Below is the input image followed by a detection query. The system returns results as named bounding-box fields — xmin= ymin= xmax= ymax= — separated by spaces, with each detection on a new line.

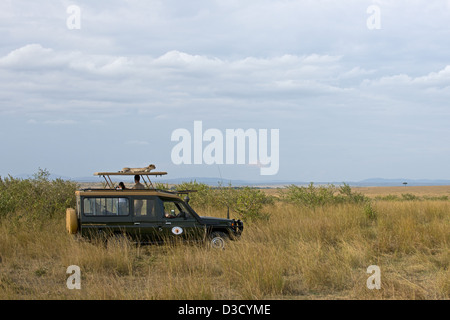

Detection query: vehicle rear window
xmin=83 ymin=198 xmax=129 ymax=216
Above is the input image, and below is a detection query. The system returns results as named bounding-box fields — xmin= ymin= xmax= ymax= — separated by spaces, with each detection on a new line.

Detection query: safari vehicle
xmin=65 ymin=168 xmax=243 ymax=249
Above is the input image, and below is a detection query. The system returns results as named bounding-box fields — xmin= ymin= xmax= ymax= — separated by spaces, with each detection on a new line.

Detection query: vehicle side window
xmin=161 ymin=199 xmax=193 ymax=219
xmin=83 ymin=198 xmax=129 ymax=216
xmin=134 ymin=199 xmax=159 ymax=220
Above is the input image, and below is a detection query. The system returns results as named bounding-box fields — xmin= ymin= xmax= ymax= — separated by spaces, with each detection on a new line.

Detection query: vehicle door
xmin=158 ymin=197 xmax=206 ymax=242
xmin=131 ymin=196 xmax=164 ymax=242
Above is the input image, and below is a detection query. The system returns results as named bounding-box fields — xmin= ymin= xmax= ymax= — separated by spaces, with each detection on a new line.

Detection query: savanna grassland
xmin=0 ymin=172 xmax=448 ymax=300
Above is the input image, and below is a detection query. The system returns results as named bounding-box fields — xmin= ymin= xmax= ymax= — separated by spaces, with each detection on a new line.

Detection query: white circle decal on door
xmin=172 ymin=226 xmax=183 ymax=235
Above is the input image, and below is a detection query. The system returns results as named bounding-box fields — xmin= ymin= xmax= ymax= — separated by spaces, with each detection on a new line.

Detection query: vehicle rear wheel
xmin=209 ymin=231 xmax=228 ymax=249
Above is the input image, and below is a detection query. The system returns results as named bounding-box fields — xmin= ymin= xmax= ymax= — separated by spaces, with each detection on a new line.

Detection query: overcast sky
xmin=1 ymin=0 xmax=450 ymax=183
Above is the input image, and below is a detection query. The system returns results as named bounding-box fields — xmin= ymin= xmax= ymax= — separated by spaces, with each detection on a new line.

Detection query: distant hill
xmin=351 ymin=178 xmax=450 ymax=187
xmin=6 ymin=173 xmax=450 ymax=187
xmin=74 ymin=176 xmax=450 ymax=187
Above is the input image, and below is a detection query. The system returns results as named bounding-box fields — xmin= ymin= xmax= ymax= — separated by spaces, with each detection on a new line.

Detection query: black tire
xmin=209 ymin=231 xmax=228 ymax=249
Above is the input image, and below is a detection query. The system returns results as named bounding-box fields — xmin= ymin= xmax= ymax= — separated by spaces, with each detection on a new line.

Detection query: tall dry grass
xmin=0 ymin=199 xmax=448 ymax=299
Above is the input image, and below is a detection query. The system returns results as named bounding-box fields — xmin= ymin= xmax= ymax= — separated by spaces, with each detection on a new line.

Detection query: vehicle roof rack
xmin=94 ymin=170 xmax=167 ymax=189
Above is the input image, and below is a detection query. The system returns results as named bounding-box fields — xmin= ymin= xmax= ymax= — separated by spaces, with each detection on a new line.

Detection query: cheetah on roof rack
xmin=120 ymin=164 xmax=156 ymax=173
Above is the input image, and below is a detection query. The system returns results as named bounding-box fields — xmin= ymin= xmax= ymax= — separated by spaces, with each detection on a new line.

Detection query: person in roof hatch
xmin=133 ymin=175 xmax=145 ymax=190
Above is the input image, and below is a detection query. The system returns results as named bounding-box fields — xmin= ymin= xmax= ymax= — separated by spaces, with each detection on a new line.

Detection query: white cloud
xmin=0 ymin=44 xmax=59 ymax=69
xmin=0 ymin=45 xmax=350 ymax=116
xmin=2 ymin=1 xmax=450 ymax=181
xmin=1 ymin=42 xmax=449 ymax=123
xmin=361 ymin=65 xmax=450 ymax=97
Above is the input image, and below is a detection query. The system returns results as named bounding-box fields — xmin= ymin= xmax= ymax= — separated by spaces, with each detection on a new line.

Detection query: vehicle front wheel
xmin=209 ymin=231 xmax=228 ymax=250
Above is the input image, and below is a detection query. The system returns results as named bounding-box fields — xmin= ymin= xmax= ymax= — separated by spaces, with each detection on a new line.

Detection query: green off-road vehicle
xmin=66 ymin=169 xmax=243 ymax=249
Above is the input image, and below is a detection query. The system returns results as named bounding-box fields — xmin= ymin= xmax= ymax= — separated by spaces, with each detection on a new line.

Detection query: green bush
xmin=174 ymin=180 xmax=221 ymax=209
xmin=422 ymin=195 xmax=449 ymax=201
xmin=363 ymin=202 xmax=377 ymax=220
xmin=374 ymin=194 xmax=449 ymax=202
xmin=219 ymin=186 xmax=273 ymax=221
xmin=165 ymin=181 xmax=274 ymax=221
xmin=280 ymin=183 xmax=368 ymax=208
xmin=0 ymin=168 xmax=78 ymax=219
xmin=279 ymin=183 xmax=376 ymax=220
xmin=401 ymin=193 xmax=420 ymax=201
xmin=375 ymin=194 xmax=400 ymax=201
xmin=336 ymin=183 xmax=367 ymax=204
xmin=280 ymin=183 xmax=335 ymax=207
